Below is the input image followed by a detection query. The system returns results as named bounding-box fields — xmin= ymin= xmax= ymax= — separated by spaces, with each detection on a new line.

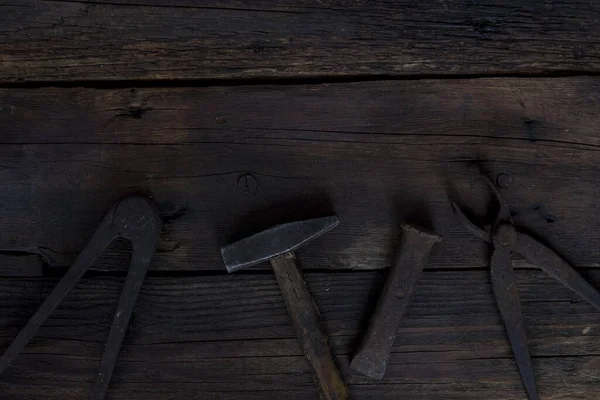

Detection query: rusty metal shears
xmin=452 ymin=176 xmax=600 ymax=400
xmin=0 ymin=197 xmax=161 ymax=400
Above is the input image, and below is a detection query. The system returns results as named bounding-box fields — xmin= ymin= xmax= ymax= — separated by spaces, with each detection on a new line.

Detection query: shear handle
xmin=490 ymin=246 xmax=540 ymax=400
xmin=514 ymin=232 xmax=600 ymax=312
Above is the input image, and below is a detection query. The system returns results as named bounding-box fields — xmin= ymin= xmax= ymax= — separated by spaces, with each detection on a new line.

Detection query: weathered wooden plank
xmin=1 ymin=1 xmax=600 ymax=82
xmin=0 ymin=254 xmax=42 ymax=276
xmin=3 ymin=78 xmax=600 ymax=145
xmin=0 ymin=271 xmax=598 ymax=399
xmin=2 ymin=357 xmax=598 ymax=400
xmin=1 ymin=78 xmax=599 ymax=273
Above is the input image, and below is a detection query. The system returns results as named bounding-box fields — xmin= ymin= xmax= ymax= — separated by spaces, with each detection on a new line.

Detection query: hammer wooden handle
xmin=270 ymin=252 xmax=349 ymax=400
xmin=350 ymin=225 xmax=441 ymax=379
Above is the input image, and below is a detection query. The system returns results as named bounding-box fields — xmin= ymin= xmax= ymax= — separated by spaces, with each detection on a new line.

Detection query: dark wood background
xmin=1 ymin=1 xmax=600 ymax=399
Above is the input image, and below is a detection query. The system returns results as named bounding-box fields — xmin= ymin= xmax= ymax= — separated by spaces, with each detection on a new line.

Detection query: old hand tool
xmin=0 ymin=197 xmax=161 ymax=400
xmin=350 ymin=224 xmax=441 ymax=379
xmin=452 ymin=176 xmax=600 ymax=400
xmin=221 ymin=216 xmax=349 ymax=400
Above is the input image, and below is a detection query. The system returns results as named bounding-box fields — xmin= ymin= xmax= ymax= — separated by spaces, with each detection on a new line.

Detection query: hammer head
xmin=221 ymin=216 xmax=339 ymax=273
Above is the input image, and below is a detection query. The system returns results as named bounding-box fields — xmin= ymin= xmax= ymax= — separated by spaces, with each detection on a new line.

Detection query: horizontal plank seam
xmin=0 ymin=136 xmax=598 ymax=152
xmin=5 ymin=70 xmax=600 ymax=89
xmin=39 ymin=0 xmax=312 ymax=13
xmin=3 ymin=265 xmax=599 ymax=279
xmin=5 ymin=351 xmax=599 ymax=362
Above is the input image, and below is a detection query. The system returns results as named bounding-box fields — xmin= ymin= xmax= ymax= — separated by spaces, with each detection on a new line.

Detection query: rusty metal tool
xmin=350 ymin=224 xmax=441 ymax=379
xmin=221 ymin=216 xmax=349 ymax=400
xmin=452 ymin=176 xmax=600 ymax=400
xmin=0 ymin=197 xmax=161 ymax=400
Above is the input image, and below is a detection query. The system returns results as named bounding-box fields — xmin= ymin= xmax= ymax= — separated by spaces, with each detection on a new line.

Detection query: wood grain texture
xmin=2 ymin=0 xmax=600 ymax=82
xmin=1 ymin=77 xmax=599 ymax=273
xmin=0 ymin=255 xmax=42 ymax=277
xmin=0 ymin=270 xmax=599 ymax=399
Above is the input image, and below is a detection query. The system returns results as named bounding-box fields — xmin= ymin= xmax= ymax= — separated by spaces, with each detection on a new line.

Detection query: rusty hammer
xmin=221 ymin=216 xmax=349 ymax=400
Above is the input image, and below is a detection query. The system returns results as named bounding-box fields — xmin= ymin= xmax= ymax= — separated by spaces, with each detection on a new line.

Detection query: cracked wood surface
xmin=0 ymin=270 xmax=599 ymax=399
xmin=1 ymin=77 xmax=600 ymax=273
xmin=1 ymin=0 xmax=600 ymax=82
